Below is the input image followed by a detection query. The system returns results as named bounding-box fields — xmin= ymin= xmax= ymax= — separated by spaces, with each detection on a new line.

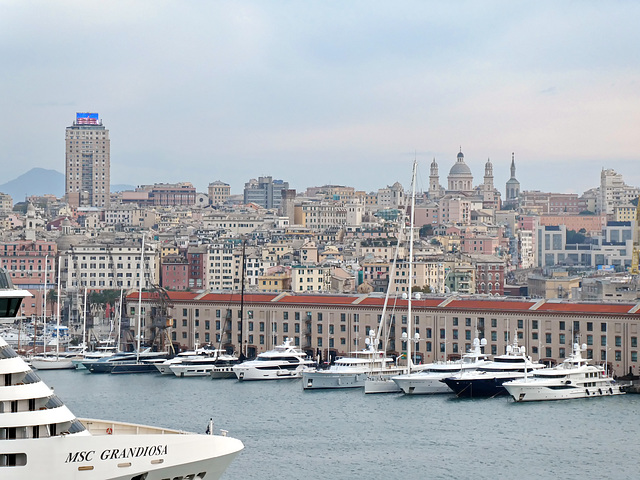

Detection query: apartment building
xmin=60 ymin=241 xmax=157 ymax=290
xmin=65 ymin=112 xmax=110 ymax=208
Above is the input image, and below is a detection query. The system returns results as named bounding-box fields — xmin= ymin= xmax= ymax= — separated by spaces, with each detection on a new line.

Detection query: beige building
xmin=0 ymin=192 xmax=12 ymax=215
xmin=614 ymin=204 xmax=637 ymax=223
xmin=528 ymin=272 xmax=582 ymax=300
xmin=61 ymin=240 xmax=158 ymax=290
xmin=291 ymin=265 xmax=331 ymax=292
xmin=208 ymin=181 xmax=231 ymax=206
xmin=65 ymin=112 xmax=110 ymax=208
xmin=132 ymin=292 xmax=640 ymax=376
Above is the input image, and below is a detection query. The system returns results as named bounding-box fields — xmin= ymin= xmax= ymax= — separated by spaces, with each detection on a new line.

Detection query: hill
xmin=0 ymin=169 xmax=136 ymax=203
xmin=0 ymin=168 xmax=65 ymax=202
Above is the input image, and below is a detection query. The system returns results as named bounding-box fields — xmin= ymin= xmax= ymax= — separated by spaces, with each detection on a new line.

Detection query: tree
xmin=419 ymin=225 xmax=433 ymax=237
xmin=566 ymin=229 xmax=586 ymax=244
xmin=412 ymin=285 xmax=432 ymax=294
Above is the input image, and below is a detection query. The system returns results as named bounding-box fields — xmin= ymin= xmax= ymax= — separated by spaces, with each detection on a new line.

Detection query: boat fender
xmin=585 ymin=389 xmax=589 ymax=396
xmin=106 ymin=427 xmax=113 ymax=435
xmin=609 ymin=388 xmax=613 ymax=395
xmin=598 ymin=388 xmax=602 ymax=395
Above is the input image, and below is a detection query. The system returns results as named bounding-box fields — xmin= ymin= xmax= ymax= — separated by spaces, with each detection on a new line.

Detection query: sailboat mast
xmin=239 ymin=239 xmax=246 ymax=358
xmin=82 ymin=288 xmax=87 ymax=356
xmin=42 ymin=254 xmax=48 ymax=354
xmin=117 ymin=288 xmax=123 ymax=352
xmin=407 ymin=159 xmax=417 ymax=370
xmin=136 ymin=234 xmax=145 ymax=362
xmin=56 ymin=258 xmax=61 ymax=359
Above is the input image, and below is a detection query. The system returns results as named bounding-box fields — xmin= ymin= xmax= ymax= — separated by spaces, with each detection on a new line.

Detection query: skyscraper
xmin=65 ymin=112 xmax=110 ymax=207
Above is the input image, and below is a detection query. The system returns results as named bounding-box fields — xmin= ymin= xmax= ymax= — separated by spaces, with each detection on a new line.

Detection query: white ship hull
xmin=392 ymin=372 xmax=455 ymax=395
xmin=170 ymin=364 xmax=215 ymax=377
xmin=30 ymin=357 xmax=76 ymax=370
xmin=302 ymin=371 xmax=369 ymax=389
xmin=233 ymin=365 xmax=304 ymax=381
xmin=504 ymin=381 xmax=625 ymax=402
xmin=2 ymin=419 xmax=243 ymax=480
xmin=363 ymin=374 xmax=402 ymax=394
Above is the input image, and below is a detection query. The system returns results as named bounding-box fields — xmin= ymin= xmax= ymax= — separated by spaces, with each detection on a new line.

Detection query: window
xmin=465 ymin=318 xmax=471 ymax=327
xmin=545 ymin=347 xmax=552 ymax=358
xmin=317 ymin=325 xmax=323 ymax=334
xmin=491 ymin=318 xmax=497 ymax=328
xmin=452 ymin=329 xmax=458 ymax=340
xmin=452 ymin=317 xmax=458 ymax=326
xmin=517 ymin=319 xmax=523 ymax=329
xmin=559 ymin=321 xmax=565 ymax=331
xmin=491 ymin=331 xmax=497 ymax=341
xmin=545 ymin=333 xmax=552 ymax=344
xmin=532 ymin=320 xmax=538 ymax=330
xmin=615 ymin=336 xmax=621 ymax=347
xmin=601 ymin=336 xmax=607 ymax=347
xmin=587 ymin=322 xmax=593 ymax=331
xmin=601 ymin=323 xmax=607 ymax=332
xmin=559 ymin=334 xmax=565 ymax=345
xmin=632 ymin=337 xmax=637 ymax=348
xmin=465 ymin=330 xmax=471 ymax=341
xmin=440 ymin=328 xmax=445 ymax=339
xmin=587 ymin=335 xmax=593 ymax=346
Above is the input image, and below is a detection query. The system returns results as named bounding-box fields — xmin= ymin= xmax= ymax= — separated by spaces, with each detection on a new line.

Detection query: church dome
xmin=449 ymin=160 xmax=472 ymax=176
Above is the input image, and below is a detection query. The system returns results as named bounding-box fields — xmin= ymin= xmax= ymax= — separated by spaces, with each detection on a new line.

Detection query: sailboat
xmin=31 ymin=258 xmax=75 ymax=370
xmin=364 ymin=159 xmax=423 ymax=394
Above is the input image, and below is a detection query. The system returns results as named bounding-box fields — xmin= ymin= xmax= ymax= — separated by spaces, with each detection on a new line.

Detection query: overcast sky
xmin=1 ymin=1 xmax=639 ymax=196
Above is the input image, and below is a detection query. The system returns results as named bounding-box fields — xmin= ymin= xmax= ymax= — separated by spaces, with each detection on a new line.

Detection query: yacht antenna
xmin=136 ymin=234 xmax=145 ymax=363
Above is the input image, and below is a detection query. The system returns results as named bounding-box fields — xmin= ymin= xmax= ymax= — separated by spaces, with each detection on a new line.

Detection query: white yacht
xmin=441 ymin=337 xmax=546 ymax=398
xmin=170 ymin=352 xmax=240 ymax=378
xmin=503 ymin=342 xmax=626 ymax=402
xmin=303 ymin=332 xmax=403 ymax=390
xmin=392 ymin=337 xmax=491 ymax=395
xmin=154 ymin=347 xmax=215 ymax=375
xmin=233 ymin=338 xmax=315 ymax=381
xmin=0 ymin=270 xmax=244 ymax=479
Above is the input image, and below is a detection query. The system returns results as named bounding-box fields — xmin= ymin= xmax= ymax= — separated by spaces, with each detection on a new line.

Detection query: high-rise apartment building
xmin=65 ymin=112 xmax=110 ymax=208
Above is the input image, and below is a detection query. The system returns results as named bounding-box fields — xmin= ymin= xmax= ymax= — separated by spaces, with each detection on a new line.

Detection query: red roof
xmin=199 ymin=293 xmax=278 ymax=303
xmin=276 ymin=295 xmax=358 ymax=305
xmin=535 ymin=303 xmax=635 ymax=315
xmin=358 ymin=298 xmax=443 ymax=308
xmin=445 ymin=300 xmax=535 ymax=311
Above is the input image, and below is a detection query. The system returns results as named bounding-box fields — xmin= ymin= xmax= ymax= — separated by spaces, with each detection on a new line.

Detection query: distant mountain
xmin=0 ymin=168 xmax=137 ymax=204
xmin=111 ymin=184 xmax=136 ymax=192
xmin=0 ymin=168 xmax=65 ymax=202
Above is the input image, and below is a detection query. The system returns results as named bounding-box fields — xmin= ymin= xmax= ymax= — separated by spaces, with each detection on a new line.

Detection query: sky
xmin=1 ymin=1 xmax=639 ymax=196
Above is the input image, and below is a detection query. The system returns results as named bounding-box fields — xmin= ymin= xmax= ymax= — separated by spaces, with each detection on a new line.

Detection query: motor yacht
xmin=392 ymin=337 xmax=491 ymax=395
xmin=0 ymin=269 xmax=243 ymax=479
xmin=232 ymin=338 xmax=315 ymax=380
xmin=303 ymin=332 xmax=403 ymax=390
xmin=442 ymin=337 xmax=545 ymax=398
xmin=170 ymin=351 xmax=240 ymax=378
xmin=503 ymin=342 xmax=626 ymax=402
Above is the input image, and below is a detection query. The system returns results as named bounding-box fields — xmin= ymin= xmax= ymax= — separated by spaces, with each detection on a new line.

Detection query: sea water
xmin=38 ymin=370 xmax=640 ymax=479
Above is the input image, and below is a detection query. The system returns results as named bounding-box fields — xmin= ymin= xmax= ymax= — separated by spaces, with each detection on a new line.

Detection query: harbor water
xmin=39 ymin=369 xmax=640 ymax=479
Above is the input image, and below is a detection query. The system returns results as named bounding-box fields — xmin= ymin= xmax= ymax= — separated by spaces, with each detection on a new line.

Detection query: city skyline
xmin=2 ymin=2 xmax=639 ymax=195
